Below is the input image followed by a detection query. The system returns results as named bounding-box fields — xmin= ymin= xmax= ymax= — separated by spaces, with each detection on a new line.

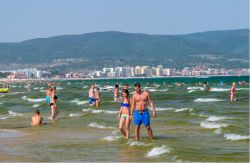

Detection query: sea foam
xmin=146 ymin=145 xmax=171 ymax=158
xmin=194 ymin=98 xmax=223 ymax=102
xmin=224 ymin=133 xmax=250 ymax=140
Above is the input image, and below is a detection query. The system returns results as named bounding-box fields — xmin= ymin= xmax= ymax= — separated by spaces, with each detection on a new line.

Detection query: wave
xmin=40 ymin=90 xmax=46 ymax=92
xmin=91 ymin=110 xmax=104 ymax=114
xmin=69 ymin=113 xmax=86 ymax=117
xmin=237 ymin=88 xmax=250 ymax=91
xmin=210 ymin=88 xmax=230 ymax=92
xmin=127 ymin=140 xmax=152 ymax=147
xmin=56 ymin=86 xmax=63 ymax=90
xmin=214 ymin=128 xmax=222 ymax=134
xmin=88 ymin=123 xmax=115 ymax=129
xmin=146 ymin=145 xmax=171 ymax=158
xmin=224 ymin=133 xmax=250 ymax=140
xmin=174 ymin=108 xmax=193 ymax=112
xmin=0 ymin=129 xmax=24 ymax=138
xmin=0 ymin=102 xmax=3 ymax=105
xmin=70 ymin=99 xmax=88 ymax=105
xmin=32 ymin=104 xmax=41 ymax=108
xmin=82 ymin=109 xmax=93 ymax=112
xmin=190 ymin=113 xmax=208 ymax=118
xmin=155 ymin=107 xmax=174 ymax=111
xmin=0 ymin=94 xmax=5 ymax=98
xmin=0 ymin=115 xmax=9 ymax=120
xmin=194 ymin=98 xmax=224 ymax=102
xmin=102 ymin=135 xmax=121 ymax=141
xmin=187 ymin=86 xmax=203 ymax=90
xmin=8 ymin=111 xmax=23 ymax=116
xmin=104 ymin=110 xmax=119 ymax=114
xmin=206 ymin=116 xmax=228 ymax=122
xmin=22 ymin=96 xmax=45 ymax=102
xmin=188 ymin=90 xmax=196 ymax=93
xmin=200 ymin=121 xmax=229 ymax=129
xmin=82 ymin=86 xmax=88 ymax=89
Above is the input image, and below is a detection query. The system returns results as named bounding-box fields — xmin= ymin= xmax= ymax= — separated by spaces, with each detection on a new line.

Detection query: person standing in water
xmin=124 ymin=84 xmax=129 ymax=91
xmin=230 ymin=82 xmax=237 ymax=101
xmin=88 ymin=84 xmax=96 ymax=106
xmin=31 ymin=110 xmax=43 ymax=126
xmin=45 ymin=87 xmax=52 ymax=105
xmin=130 ymin=83 xmax=156 ymax=140
xmin=95 ymin=87 xmax=101 ymax=108
xmin=117 ymin=89 xmax=131 ymax=139
xmin=114 ymin=84 xmax=120 ymax=102
xmin=203 ymin=82 xmax=210 ymax=91
xmin=50 ymin=89 xmax=58 ymax=120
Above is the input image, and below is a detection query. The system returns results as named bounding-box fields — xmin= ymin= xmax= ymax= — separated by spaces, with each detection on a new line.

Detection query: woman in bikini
xmin=117 ymin=89 xmax=131 ymax=139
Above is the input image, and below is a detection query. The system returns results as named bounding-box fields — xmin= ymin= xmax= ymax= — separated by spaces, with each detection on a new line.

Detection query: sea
xmin=0 ymin=76 xmax=249 ymax=162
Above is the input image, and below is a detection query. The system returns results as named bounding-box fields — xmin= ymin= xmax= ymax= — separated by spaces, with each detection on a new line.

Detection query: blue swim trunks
xmin=45 ymin=96 xmax=50 ymax=104
xmin=134 ymin=110 xmax=150 ymax=126
xmin=88 ymin=97 xmax=96 ymax=104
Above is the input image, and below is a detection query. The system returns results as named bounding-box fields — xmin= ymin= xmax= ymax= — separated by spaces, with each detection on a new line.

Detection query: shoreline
xmin=0 ymin=75 xmax=249 ymax=82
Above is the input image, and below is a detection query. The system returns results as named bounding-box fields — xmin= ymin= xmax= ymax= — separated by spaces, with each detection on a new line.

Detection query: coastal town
xmin=1 ymin=65 xmax=249 ymax=80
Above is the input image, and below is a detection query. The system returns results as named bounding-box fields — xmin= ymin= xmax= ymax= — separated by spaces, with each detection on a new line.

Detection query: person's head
xmin=232 ymin=82 xmax=236 ymax=86
xmin=90 ymin=84 xmax=95 ymax=89
xmin=122 ymin=89 xmax=129 ymax=98
xmin=115 ymin=84 xmax=119 ymax=88
xmin=204 ymin=82 xmax=207 ymax=84
xmin=96 ymin=87 xmax=99 ymax=91
xmin=134 ymin=83 xmax=141 ymax=93
xmin=35 ymin=110 xmax=40 ymax=115
xmin=125 ymin=84 xmax=129 ymax=89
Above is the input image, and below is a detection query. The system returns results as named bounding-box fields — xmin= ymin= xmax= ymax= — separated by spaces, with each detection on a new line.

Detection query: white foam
xmin=104 ymin=110 xmax=120 ymax=114
xmin=40 ymin=90 xmax=46 ymax=92
xmin=82 ymin=109 xmax=93 ymax=112
xmin=174 ymin=108 xmax=193 ymax=112
xmin=147 ymin=89 xmax=157 ymax=92
xmin=8 ymin=111 xmax=22 ymax=116
xmin=206 ymin=116 xmax=228 ymax=122
xmin=91 ymin=110 xmax=104 ymax=114
xmin=214 ymin=128 xmax=222 ymax=134
xmin=0 ymin=115 xmax=8 ymax=120
xmin=187 ymin=86 xmax=203 ymax=90
xmin=127 ymin=140 xmax=152 ymax=147
xmin=155 ymin=107 xmax=174 ymax=111
xmin=0 ymin=94 xmax=5 ymax=98
xmin=188 ymin=90 xmax=196 ymax=93
xmin=237 ymin=88 xmax=250 ymax=91
xmin=82 ymin=86 xmax=88 ymax=89
xmin=22 ymin=96 xmax=45 ymax=102
xmin=56 ymin=86 xmax=63 ymax=90
xmin=190 ymin=113 xmax=208 ymax=117
xmin=69 ymin=113 xmax=86 ymax=117
xmin=224 ymin=133 xmax=250 ymax=140
xmin=0 ymin=102 xmax=3 ymax=105
xmin=200 ymin=121 xmax=229 ymax=129
xmin=33 ymin=87 xmax=40 ymax=90
xmin=88 ymin=123 xmax=115 ymax=129
xmin=210 ymin=88 xmax=230 ymax=92
xmin=194 ymin=98 xmax=223 ymax=102
xmin=70 ymin=99 xmax=88 ymax=105
xmin=146 ymin=145 xmax=171 ymax=158
xmin=102 ymin=135 xmax=121 ymax=141
xmin=32 ymin=104 xmax=41 ymax=108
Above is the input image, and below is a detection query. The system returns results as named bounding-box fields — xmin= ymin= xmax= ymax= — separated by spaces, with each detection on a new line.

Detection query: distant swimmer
xmin=88 ymin=84 xmax=96 ymax=106
xmin=114 ymin=84 xmax=120 ymax=102
xmin=130 ymin=83 xmax=156 ymax=140
xmin=124 ymin=83 xmax=129 ymax=91
xmin=230 ymin=82 xmax=237 ymax=101
xmin=50 ymin=89 xmax=59 ymax=120
xmin=95 ymin=87 xmax=101 ymax=108
xmin=45 ymin=87 xmax=52 ymax=105
xmin=117 ymin=89 xmax=131 ymax=139
xmin=31 ymin=110 xmax=43 ymax=126
xmin=203 ymin=82 xmax=210 ymax=91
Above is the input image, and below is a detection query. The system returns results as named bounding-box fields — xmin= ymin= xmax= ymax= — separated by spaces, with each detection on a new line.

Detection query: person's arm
xmin=117 ymin=106 xmax=122 ymax=120
xmin=148 ymin=92 xmax=156 ymax=118
xmin=130 ymin=95 xmax=135 ymax=119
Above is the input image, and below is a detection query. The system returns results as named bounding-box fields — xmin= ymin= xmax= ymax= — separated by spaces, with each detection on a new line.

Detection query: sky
xmin=0 ymin=0 xmax=249 ymax=42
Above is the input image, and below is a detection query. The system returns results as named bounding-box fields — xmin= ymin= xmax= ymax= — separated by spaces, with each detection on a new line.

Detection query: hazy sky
xmin=0 ymin=0 xmax=249 ymax=42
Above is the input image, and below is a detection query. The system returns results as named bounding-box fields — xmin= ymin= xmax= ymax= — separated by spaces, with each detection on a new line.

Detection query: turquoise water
xmin=0 ymin=76 xmax=249 ymax=162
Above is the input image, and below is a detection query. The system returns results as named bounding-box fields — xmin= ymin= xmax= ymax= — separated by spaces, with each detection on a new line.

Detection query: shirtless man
xmin=130 ymin=83 xmax=156 ymax=140
xmin=114 ymin=84 xmax=120 ymax=102
xmin=31 ymin=110 xmax=43 ymax=126
xmin=88 ymin=84 xmax=96 ymax=106
xmin=95 ymin=87 xmax=101 ymax=108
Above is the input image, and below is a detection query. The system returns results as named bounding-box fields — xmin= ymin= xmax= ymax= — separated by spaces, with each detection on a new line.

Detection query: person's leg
xmin=146 ymin=125 xmax=153 ymax=140
xmin=135 ymin=125 xmax=140 ymax=140
xmin=51 ymin=105 xmax=55 ymax=119
xmin=125 ymin=115 xmax=131 ymax=139
xmin=143 ymin=110 xmax=153 ymax=139
xmin=119 ymin=116 xmax=126 ymax=136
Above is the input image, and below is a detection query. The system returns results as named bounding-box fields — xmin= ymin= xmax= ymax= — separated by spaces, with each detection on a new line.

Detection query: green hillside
xmin=0 ymin=29 xmax=248 ymax=70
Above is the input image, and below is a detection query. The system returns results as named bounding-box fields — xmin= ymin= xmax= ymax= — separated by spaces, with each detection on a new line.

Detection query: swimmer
xmin=114 ymin=84 xmax=120 ymax=102
xmin=50 ymin=89 xmax=59 ymax=120
xmin=31 ymin=110 xmax=43 ymax=126
xmin=88 ymin=84 xmax=96 ymax=106
xmin=230 ymin=82 xmax=237 ymax=101
xmin=95 ymin=87 xmax=101 ymax=108
xmin=117 ymin=89 xmax=131 ymax=139
xmin=45 ymin=87 xmax=52 ymax=105
xmin=130 ymin=83 xmax=156 ymax=140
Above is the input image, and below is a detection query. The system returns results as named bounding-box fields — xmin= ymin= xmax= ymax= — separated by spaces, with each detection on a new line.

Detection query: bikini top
xmin=121 ymin=102 xmax=130 ymax=108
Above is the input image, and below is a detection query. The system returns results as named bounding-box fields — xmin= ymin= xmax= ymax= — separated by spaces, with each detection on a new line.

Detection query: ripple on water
xmin=0 ymin=129 xmax=24 ymax=138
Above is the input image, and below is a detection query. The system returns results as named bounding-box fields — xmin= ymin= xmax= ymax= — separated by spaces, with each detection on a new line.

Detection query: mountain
xmin=0 ymin=29 xmax=248 ymax=71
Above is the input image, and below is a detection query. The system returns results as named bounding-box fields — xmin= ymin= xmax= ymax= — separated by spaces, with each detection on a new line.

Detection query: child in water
xmin=230 ymin=82 xmax=237 ymax=101
xmin=117 ymin=89 xmax=131 ymax=139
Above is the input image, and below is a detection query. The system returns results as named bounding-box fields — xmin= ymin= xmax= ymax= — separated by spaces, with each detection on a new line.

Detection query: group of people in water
xmin=30 ymin=80 xmax=241 ymax=140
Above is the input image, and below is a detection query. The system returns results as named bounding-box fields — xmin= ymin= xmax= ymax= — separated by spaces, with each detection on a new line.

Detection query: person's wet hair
xmin=122 ymin=89 xmax=129 ymax=96
xmin=35 ymin=110 xmax=40 ymax=115
xmin=115 ymin=84 xmax=119 ymax=88
xmin=134 ymin=83 xmax=141 ymax=88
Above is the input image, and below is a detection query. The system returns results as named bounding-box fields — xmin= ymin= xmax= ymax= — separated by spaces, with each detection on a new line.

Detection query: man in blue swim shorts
xmin=130 ymin=83 xmax=156 ymax=140
xmin=88 ymin=84 xmax=96 ymax=106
